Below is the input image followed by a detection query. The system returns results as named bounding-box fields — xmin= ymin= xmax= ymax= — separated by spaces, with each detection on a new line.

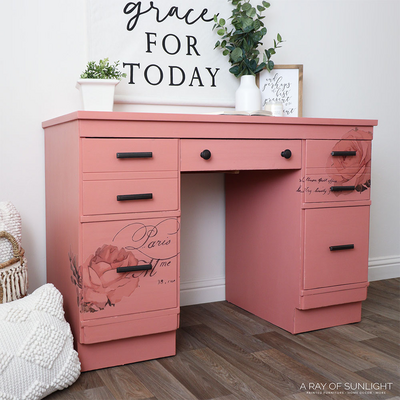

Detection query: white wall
xmin=0 ymin=1 xmax=87 ymax=291
xmin=1 ymin=0 xmax=398 ymax=303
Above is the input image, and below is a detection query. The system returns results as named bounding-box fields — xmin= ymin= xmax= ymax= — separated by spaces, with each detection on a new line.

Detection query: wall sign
xmin=86 ymin=0 xmax=238 ymax=107
xmin=257 ymin=65 xmax=303 ymax=117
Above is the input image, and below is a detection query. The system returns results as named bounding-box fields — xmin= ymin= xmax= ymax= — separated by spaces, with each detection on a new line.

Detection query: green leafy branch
xmin=80 ymin=58 xmax=127 ymax=80
xmin=213 ymin=0 xmax=283 ymax=77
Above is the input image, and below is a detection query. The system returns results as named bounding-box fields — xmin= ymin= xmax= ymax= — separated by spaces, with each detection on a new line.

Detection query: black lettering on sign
xmin=145 ymin=32 xmax=157 ymax=52
xmin=206 ymin=67 xmax=220 ymax=87
xmin=123 ymin=62 xmax=140 ymax=84
xmin=189 ymin=67 xmax=204 ymax=87
xmin=124 ymin=2 xmax=214 ymax=31
xmin=162 ymin=34 xmax=181 ymax=55
xmin=123 ymin=62 xmax=220 ymax=87
xmin=121 ymin=2 xmax=220 ymax=89
xmin=144 ymin=64 xmax=163 ymax=85
xmin=145 ymin=32 xmax=201 ymax=56
xmin=169 ymin=66 xmax=185 ymax=86
xmin=187 ymin=36 xmax=200 ymax=56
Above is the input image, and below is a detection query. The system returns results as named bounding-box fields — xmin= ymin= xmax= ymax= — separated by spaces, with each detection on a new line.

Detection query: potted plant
xmin=76 ymin=58 xmax=126 ymax=111
xmin=213 ymin=0 xmax=283 ymax=111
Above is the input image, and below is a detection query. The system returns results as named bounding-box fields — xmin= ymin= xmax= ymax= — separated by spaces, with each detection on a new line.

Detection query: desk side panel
xmin=45 ymin=121 xmax=81 ymax=343
xmin=225 ymin=169 xmax=303 ymax=333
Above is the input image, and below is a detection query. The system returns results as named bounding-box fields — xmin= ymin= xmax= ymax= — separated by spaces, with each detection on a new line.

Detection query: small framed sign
xmin=257 ymin=65 xmax=303 ymax=117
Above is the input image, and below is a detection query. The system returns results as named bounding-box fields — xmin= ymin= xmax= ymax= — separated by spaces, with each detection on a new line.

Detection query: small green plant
xmin=80 ymin=58 xmax=127 ymax=80
xmin=213 ymin=0 xmax=283 ymax=77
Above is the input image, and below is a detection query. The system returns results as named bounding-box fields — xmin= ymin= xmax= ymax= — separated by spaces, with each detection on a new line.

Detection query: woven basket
xmin=0 ymin=231 xmax=28 ymax=303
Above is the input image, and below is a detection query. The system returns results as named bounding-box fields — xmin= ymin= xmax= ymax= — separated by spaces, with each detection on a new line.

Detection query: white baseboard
xmin=368 ymin=256 xmax=400 ymax=281
xmin=180 ymin=257 xmax=400 ymax=306
xmin=180 ymin=277 xmax=225 ymax=306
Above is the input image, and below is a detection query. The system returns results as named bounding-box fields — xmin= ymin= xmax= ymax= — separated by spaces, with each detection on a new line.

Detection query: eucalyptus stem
xmin=213 ymin=0 xmax=283 ymax=77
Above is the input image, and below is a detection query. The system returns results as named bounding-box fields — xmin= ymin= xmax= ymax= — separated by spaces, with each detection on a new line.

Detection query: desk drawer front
xmin=80 ymin=312 xmax=179 ymax=344
xmin=83 ymin=178 xmax=179 ymax=215
xmin=299 ymin=283 xmax=368 ymax=310
xmin=82 ymin=138 xmax=178 ymax=173
xmin=79 ymin=217 xmax=180 ymax=321
xmin=305 ymin=139 xmax=371 ymax=202
xmin=303 ymin=172 xmax=371 ymax=202
xmin=181 ymin=139 xmax=301 ymax=171
xmin=303 ymin=206 xmax=370 ymax=290
xmin=306 ymin=139 xmax=371 ymax=169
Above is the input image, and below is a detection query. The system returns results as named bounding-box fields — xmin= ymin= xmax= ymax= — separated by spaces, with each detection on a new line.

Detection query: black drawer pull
xmin=331 ymin=151 xmax=356 ymax=157
xmin=117 ymin=193 xmax=153 ymax=201
xmin=281 ymin=149 xmax=292 ymax=159
xmin=330 ymin=186 xmax=356 ymax=192
xmin=117 ymin=264 xmax=152 ymax=273
xmin=200 ymin=149 xmax=212 ymax=160
xmin=116 ymin=152 xmax=153 ymax=159
xmin=330 ymin=244 xmax=354 ymax=251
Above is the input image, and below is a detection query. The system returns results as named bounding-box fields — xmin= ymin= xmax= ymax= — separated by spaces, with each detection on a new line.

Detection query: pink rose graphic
xmin=79 ymin=245 xmax=140 ymax=312
xmin=327 ymin=129 xmax=371 ymax=194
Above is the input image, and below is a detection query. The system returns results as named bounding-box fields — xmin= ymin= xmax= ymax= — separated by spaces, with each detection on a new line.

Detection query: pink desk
xmin=43 ymin=112 xmax=376 ymax=371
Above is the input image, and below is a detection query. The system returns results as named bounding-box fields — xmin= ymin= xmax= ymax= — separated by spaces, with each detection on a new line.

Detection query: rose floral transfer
xmin=69 ymin=218 xmax=180 ymax=313
xmin=70 ymin=245 xmax=140 ymax=313
xmin=327 ymin=128 xmax=371 ymax=195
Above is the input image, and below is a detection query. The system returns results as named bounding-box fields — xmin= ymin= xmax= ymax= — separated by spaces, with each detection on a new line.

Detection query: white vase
xmin=76 ymin=79 xmax=120 ymax=111
xmin=235 ymin=75 xmax=261 ymax=112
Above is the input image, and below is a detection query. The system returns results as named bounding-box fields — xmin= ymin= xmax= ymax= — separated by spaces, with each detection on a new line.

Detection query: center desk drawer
xmin=82 ymin=138 xmax=178 ymax=173
xmin=181 ymin=140 xmax=301 ymax=171
xmin=83 ymin=178 xmax=179 ymax=215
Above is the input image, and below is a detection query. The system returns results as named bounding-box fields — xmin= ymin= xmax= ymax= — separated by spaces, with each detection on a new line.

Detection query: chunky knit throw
xmin=0 ymin=284 xmax=81 ymax=399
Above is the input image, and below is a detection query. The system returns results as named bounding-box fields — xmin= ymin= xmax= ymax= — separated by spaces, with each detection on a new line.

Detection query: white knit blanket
xmin=0 ymin=284 xmax=81 ymax=399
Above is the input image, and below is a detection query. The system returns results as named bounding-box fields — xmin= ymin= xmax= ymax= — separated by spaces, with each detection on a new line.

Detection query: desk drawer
xmin=306 ymin=139 xmax=371 ymax=169
xmin=82 ymin=138 xmax=178 ymax=173
xmin=303 ymin=206 xmax=370 ymax=290
xmin=78 ymin=217 xmax=180 ymax=322
xmin=181 ymin=139 xmax=301 ymax=171
xmin=80 ymin=311 xmax=179 ymax=344
xmin=305 ymin=139 xmax=371 ymax=202
xmin=83 ymin=178 xmax=178 ymax=215
xmin=303 ymin=173 xmax=371 ymax=202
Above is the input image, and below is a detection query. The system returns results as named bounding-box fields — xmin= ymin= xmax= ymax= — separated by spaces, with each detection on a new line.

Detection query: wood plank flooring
xmin=47 ymin=279 xmax=399 ymax=400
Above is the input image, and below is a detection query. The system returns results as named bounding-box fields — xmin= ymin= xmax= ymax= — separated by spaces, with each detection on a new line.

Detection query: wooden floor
xmin=48 ymin=279 xmax=399 ymax=400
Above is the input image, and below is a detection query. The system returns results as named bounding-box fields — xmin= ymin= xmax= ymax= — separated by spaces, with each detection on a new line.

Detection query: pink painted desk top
xmin=43 ymin=112 xmax=377 ymax=140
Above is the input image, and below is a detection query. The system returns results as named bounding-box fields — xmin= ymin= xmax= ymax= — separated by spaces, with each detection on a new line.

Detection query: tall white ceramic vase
xmin=235 ymin=75 xmax=261 ymax=112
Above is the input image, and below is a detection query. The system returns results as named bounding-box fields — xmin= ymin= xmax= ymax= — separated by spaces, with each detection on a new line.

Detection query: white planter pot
xmin=76 ymin=79 xmax=120 ymax=111
xmin=235 ymin=75 xmax=261 ymax=112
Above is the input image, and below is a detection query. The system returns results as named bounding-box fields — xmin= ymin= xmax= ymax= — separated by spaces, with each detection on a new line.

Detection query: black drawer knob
xmin=281 ymin=149 xmax=292 ymax=159
xmin=200 ymin=149 xmax=212 ymax=160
